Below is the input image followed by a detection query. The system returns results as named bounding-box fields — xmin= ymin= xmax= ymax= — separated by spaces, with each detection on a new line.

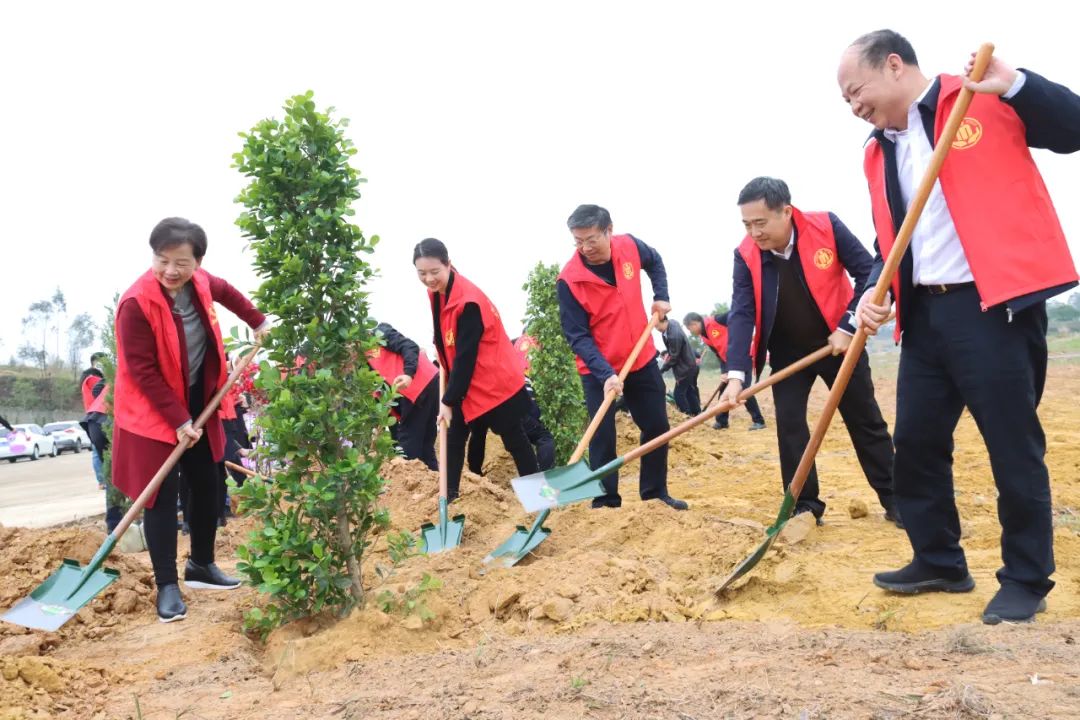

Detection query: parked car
xmin=0 ymin=424 xmax=58 ymax=462
xmin=44 ymin=421 xmax=91 ymax=454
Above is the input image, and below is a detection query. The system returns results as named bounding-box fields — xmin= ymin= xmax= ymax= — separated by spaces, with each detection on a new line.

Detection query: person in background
xmin=658 ymin=317 xmax=701 ymax=416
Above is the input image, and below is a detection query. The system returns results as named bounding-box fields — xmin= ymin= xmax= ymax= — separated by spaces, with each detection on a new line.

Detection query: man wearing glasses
xmin=556 ymin=204 xmax=688 ymax=511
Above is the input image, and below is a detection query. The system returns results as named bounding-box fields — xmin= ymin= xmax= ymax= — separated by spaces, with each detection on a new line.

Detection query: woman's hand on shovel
xmin=176 ymin=423 xmax=203 ymax=447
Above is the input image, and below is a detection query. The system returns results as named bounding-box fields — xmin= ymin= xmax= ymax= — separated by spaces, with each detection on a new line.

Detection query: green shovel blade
xmin=482 ymin=510 xmax=551 ymax=569
xmin=510 ymin=458 xmax=619 ymax=513
xmin=2 ymin=558 xmax=120 ymax=632
xmin=714 ymin=491 xmax=797 ymax=595
xmin=420 ymin=497 xmax=465 ymax=554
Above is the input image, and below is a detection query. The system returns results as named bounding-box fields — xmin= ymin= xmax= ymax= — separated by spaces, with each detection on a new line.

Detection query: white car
xmin=0 ymin=424 xmax=58 ymax=462
xmin=44 ymin=421 xmax=92 ymax=454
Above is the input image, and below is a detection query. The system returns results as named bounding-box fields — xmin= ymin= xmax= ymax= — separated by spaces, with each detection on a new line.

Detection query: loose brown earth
xmin=2 ymin=357 xmax=1079 ymax=719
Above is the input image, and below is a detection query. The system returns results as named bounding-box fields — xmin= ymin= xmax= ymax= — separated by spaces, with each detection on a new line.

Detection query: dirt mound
xmin=0 ymin=653 xmax=121 ymax=719
xmin=267 ymin=374 xmax=1080 ymax=675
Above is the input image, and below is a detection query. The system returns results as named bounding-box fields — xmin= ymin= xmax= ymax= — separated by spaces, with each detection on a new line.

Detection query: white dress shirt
xmin=883 ymin=73 xmax=1027 ymax=286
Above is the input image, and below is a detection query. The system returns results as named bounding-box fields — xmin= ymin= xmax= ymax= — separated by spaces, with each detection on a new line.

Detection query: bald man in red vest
xmin=720 ymin=177 xmax=897 ymax=528
xmin=557 ymin=204 xmax=687 ymax=511
xmin=840 ymin=30 xmax=1080 ymax=624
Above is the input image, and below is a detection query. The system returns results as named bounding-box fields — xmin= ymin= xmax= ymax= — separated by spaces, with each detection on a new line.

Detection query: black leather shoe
xmin=748 ymin=421 xmax=766 ymax=431
xmin=184 ymin=559 xmax=242 ymax=590
xmin=590 ymin=497 xmax=622 ymax=509
xmin=712 ymin=420 xmax=729 ymax=430
xmin=655 ymin=495 xmax=689 ymax=511
xmin=982 ymin=584 xmax=1048 ymax=625
xmin=873 ymin=561 xmax=975 ymax=594
xmin=156 ymin=583 xmax=187 ymax=623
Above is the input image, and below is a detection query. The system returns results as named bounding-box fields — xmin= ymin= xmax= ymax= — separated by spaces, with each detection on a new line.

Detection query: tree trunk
xmin=335 ymin=503 xmax=364 ymax=607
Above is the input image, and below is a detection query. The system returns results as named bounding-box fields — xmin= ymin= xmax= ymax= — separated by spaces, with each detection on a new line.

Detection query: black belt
xmin=915 ymin=281 xmax=975 ymax=295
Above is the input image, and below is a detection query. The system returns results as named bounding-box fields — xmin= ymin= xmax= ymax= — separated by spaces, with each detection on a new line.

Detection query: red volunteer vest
xmin=219 ymin=384 xmax=240 ymax=421
xmin=114 ymin=269 xmax=227 ymax=444
xmin=737 ymin=209 xmax=854 ymax=361
xmin=87 ymin=383 xmax=108 ymax=414
xmin=865 ymin=74 xmax=1078 ymax=341
xmin=701 ymin=316 xmax=728 ymax=363
xmin=431 ymin=272 xmax=525 ymax=423
xmin=557 ymin=234 xmax=657 ymax=375
xmin=81 ymin=375 xmax=101 ymax=412
xmin=367 ymin=344 xmax=438 ymax=403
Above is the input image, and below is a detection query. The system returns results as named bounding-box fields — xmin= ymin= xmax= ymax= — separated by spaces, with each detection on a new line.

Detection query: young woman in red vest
xmin=368 ymin=321 xmax=439 ymax=471
xmin=720 ymin=178 xmax=897 ymax=527
xmin=413 ymin=238 xmax=538 ymax=501
xmin=556 ymin=204 xmax=687 ymax=511
xmin=682 ymin=311 xmax=766 ymax=430
xmin=840 ymin=30 xmax=1080 ymax=624
xmin=112 ymin=218 xmax=268 ymax=623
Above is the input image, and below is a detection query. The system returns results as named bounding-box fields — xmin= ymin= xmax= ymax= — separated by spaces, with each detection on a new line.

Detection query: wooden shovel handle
xmin=111 ymin=337 xmax=265 ymax=540
xmin=569 ymin=312 xmax=661 ymax=464
xmin=438 ymin=364 xmax=449 ymax=499
xmin=224 ymin=460 xmax=257 ymax=478
xmin=786 ymin=43 xmax=994 ymax=503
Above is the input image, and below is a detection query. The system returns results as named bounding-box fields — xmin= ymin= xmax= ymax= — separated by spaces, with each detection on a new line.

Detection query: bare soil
xmin=2 ymin=359 xmax=1079 ymax=719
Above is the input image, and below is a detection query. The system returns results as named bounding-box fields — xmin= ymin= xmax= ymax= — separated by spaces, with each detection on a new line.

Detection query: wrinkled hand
xmin=719 ymin=378 xmax=743 ymax=408
xmin=855 ymin=290 xmax=892 ymax=336
xmin=827 ymin=330 xmax=853 ymax=356
xmin=964 ymin=52 xmax=1017 ymax=95
xmin=438 ymin=403 xmax=453 ymax=428
xmin=392 ymin=374 xmax=413 ymax=391
xmin=651 ymin=300 xmax=672 ymax=320
xmin=603 ymin=374 xmax=624 ymax=397
xmin=176 ymin=424 xmax=203 ymax=447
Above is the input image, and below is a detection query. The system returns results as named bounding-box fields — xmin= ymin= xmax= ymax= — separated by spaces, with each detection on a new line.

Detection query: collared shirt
xmin=883 ymin=72 xmax=1027 ymax=286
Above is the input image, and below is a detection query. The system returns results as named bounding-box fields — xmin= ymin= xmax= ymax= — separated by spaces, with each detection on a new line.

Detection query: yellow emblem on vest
xmin=207 ymin=304 xmax=219 ymax=327
xmin=445 ymin=329 xmax=455 ymax=347
xmin=952 ymin=117 xmax=983 ymax=150
xmin=622 ymin=262 xmax=634 ymax=280
xmin=709 ymin=328 xmax=721 ymax=338
xmin=813 ymin=248 xmax=835 ymax=270
xmin=370 ymin=346 xmax=381 ymax=358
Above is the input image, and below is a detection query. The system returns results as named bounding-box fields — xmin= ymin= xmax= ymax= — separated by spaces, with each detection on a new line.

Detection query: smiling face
xmin=151 ymin=243 xmax=201 ymax=294
xmin=571 ymin=225 xmax=613 ymax=265
xmin=837 ymin=46 xmax=911 ymax=131
xmin=414 ymin=255 xmax=451 ymax=294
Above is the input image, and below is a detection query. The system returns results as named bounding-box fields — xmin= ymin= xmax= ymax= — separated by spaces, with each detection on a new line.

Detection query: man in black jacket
xmin=658 ymin=317 xmax=701 ymax=416
xmin=840 ymin=30 xmax=1080 ymax=623
xmin=721 ymin=177 xmax=897 ymax=526
xmin=683 ymin=311 xmax=766 ymax=430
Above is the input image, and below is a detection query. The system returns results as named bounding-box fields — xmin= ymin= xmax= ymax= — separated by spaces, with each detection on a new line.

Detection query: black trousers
xmin=397 ymin=376 xmax=439 ymax=471
xmin=581 ymin=361 xmax=669 ymax=505
xmin=715 ymin=381 xmax=765 ymax=426
xmin=467 ymin=395 xmax=556 ymax=474
xmin=143 ymin=377 xmax=222 ymax=587
xmin=446 ymin=388 xmax=538 ymax=499
xmin=770 ymin=348 xmax=894 ymax=517
xmin=673 ymin=367 xmax=702 ymax=416
xmin=895 ymin=286 xmax=1053 ymax=595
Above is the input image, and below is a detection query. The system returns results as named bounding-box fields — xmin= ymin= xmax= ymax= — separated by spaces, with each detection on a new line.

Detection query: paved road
xmin=0 ymin=451 xmax=105 ymax=528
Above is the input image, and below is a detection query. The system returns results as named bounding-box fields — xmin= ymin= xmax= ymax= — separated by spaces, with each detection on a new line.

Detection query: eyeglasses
xmin=574 ymin=233 xmax=606 ymax=249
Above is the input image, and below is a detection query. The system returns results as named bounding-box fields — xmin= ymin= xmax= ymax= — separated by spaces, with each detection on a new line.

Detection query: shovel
xmin=514 ymin=345 xmax=832 ymax=513
xmin=420 ymin=367 xmax=464 ymax=553
xmin=484 ymin=312 xmax=661 ymax=567
xmin=1 ymin=339 xmax=264 ymax=631
xmin=715 ymin=43 xmax=995 ymax=596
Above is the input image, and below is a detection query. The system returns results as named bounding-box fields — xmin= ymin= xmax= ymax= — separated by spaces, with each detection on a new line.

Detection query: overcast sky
xmin=2 ymin=1 xmax=1078 ymax=364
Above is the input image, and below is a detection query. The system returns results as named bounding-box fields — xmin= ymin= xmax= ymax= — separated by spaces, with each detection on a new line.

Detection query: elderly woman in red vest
xmin=113 ymin=218 xmax=267 ymax=623
xmin=413 ymin=238 xmax=538 ymax=501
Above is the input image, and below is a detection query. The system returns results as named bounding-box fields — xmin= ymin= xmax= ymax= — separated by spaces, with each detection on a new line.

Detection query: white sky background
xmin=1 ymin=1 xmax=1078 ymax=363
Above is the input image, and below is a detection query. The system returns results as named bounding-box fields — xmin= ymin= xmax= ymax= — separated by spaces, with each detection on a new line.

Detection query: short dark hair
xmin=737 ymin=177 xmax=792 ymax=211
xmin=149 ymin=217 xmax=208 ymax=259
xmin=851 ymin=29 xmax=918 ymax=69
xmin=567 ymin=204 xmax=612 ymax=231
xmin=80 ymin=367 xmax=104 ymax=383
xmin=90 ymin=352 xmax=107 ymax=365
xmin=413 ymin=237 xmax=450 ymax=265
xmin=683 ymin=312 xmax=704 ymax=327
